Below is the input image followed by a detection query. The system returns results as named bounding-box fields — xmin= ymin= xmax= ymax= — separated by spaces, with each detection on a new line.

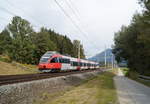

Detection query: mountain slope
xmin=88 ymin=49 xmax=114 ymax=63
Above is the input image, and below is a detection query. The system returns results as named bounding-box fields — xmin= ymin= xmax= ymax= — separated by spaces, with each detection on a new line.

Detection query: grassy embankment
xmin=35 ymin=69 xmax=118 ymax=104
xmin=121 ymin=68 xmax=150 ymax=87
xmin=0 ymin=55 xmax=38 ymax=75
xmin=0 ymin=61 xmax=39 ymax=75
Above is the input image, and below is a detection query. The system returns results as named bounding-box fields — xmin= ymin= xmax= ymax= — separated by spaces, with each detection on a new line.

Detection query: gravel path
xmin=114 ymin=68 xmax=150 ymax=104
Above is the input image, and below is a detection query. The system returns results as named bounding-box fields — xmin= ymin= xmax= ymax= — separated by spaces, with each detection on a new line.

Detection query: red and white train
xmin=38 ymin=51 xmax=99 ymax=72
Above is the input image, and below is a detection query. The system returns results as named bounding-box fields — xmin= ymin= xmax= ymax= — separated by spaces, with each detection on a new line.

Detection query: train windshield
xmin=40 ymin=58 xmax=49 ymax=63
xmin=39 ymin=51 xmax=57 ymax=63
xmin=42 ymin=53 xmax=53 ymax=57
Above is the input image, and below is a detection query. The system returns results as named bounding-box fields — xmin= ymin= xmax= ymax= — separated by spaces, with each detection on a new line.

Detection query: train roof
xmin=44 ymin=51 xmax=98 ymax=64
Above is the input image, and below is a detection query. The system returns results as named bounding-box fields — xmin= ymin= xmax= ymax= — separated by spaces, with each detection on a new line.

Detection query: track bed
xmin=0 ymin=69 xmax=104 ymax=86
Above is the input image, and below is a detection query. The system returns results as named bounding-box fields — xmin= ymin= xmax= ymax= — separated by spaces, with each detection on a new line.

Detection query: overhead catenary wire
xmin=67 ymin=0 xmax=81 ymax=18
xmin=54 ymin=0 xmax=103 ymax=58
xmin=55 ymin=0 xmax=97 ymax=45
xmin=54 ymin=0 xmax=98 ymax=55
xmin=63 ymin=0 xmax=101 ymax=51
xmin=64 ymin=0 xmax=81 ymax=23
xmin=54 ymin=0 xmax=89 ymax=38
xmin=0 ymin=5 xmax=42 ymax=29
xmin=64 ymin=0 xmax=93 ymax=40
xmin=0 ymin=6 xmax=17 ymax=16
xmin=3 ymin=0 xmax=47 ymax=28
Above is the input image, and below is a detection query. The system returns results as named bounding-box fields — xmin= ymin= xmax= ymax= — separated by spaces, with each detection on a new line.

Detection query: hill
xmin=88 ymin=49 xmax=114 ymax=63
xmin=0 ymin=61 xmax=38 ymax=75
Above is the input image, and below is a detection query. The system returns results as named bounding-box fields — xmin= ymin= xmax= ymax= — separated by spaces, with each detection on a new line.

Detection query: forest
xmin=113 ymin=0 xmax=150 ymax=75
xmin=0 ymin=16 xmax=85 ymax=64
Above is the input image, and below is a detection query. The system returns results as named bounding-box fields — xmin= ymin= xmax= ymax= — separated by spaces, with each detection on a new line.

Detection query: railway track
xmin=0 ymin=69 xmax=104 ymax=86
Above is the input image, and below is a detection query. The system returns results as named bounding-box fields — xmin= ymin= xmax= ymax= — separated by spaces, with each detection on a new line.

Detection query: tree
xmin=80 ymin=44 xmax=85 ymax=59
xmin=0 ymin=29 xmax=12 ymax=54
xmin=113 ymin=12 xmax=150 ymax=75
xmin=72 ymin=40 xmax=85 ymax=58
xmin=32 ymin=28 xmax=57 ymax=64
xmin=0 ymin=16 xmax=86 ymax=64
xmin=6 ymin=16 xmax=35 ymax=64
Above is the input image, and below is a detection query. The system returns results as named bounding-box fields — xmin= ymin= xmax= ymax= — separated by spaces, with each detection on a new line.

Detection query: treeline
xmin=113 ymin=0 xmax=150 ymax=75
xmin=0 ymin=16 xmax=85 ymax=64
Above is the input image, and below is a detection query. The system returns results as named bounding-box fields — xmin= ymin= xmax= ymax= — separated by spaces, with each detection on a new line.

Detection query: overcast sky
xmin=0 ymin=0 xmax=142 ymax=58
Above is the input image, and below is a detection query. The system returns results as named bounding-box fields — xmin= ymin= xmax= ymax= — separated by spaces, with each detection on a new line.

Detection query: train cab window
xmin=70 ymin=61 xmax=73 ymax=66
xmin=40 ymin=58 xmax=49 ymax=63
xmin=59 ymin=58 xmax=63 ymax=63
xmin=50 ymin=58 xmax=58 ymax=63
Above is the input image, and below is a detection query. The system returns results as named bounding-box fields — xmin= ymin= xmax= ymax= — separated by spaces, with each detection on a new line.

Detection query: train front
xmin=38 ymin=51 xmax=61 ymax=73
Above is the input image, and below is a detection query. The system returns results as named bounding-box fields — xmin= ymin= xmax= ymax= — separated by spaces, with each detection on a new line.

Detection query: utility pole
xmin=105 ymin=46 xmax=107 ymax=68
xmin=78 ymin=41 xmax=80 ymax=59
xmin=111 ymin=53 xmax=114 ymax=69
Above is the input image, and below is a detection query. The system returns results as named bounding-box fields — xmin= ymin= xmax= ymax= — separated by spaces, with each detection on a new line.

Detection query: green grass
xmin=120 ymin=68 xmax=129 ymax=75
xmin=36 ymin=70 xmax=118 ymax=104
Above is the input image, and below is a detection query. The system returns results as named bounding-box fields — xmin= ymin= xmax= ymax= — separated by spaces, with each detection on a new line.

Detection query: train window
xmin=73 ymin=62 xmax=75 ymax=66
xmin=43 ymin=54 xmax=52 ymax=58
xmin=60 ymin=58 xmax=70 ymax=63
xmin=80 ymin=62 xmax=81 ymax=66
xmin=76 ymin=62 xmax=78 ymax=66
xmin=66 ymin=59 xmax=70 ymax=63
xmin=40 ymin=58 xmax=49 ymax=63
xmin=70 ymin=61 xmax=73 ymax=66
xmin=72 ymin=61 xmax=78 ymax=66
xmin=50 ymin=58 xmax=58 ymax=63
xmin=59 ymin=58 xmax=62 ymax=63
xmin=59 ymin=58 xmax=64 ymax=63
xmin=72 ymin=62 xmax=74 ymax=66
xmin=63 ymin=59 xmax=65 ymax=63
xmin=57 ymin=58 xmax=60 ymax=63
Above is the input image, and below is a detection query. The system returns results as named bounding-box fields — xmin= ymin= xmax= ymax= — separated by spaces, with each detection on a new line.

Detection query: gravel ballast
xmin=0 ymin=70 xmax=101 ymax=104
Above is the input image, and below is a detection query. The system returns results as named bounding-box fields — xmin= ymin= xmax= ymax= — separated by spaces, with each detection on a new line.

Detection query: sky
xmin=0 ymin=0 xmax=142 ymax=58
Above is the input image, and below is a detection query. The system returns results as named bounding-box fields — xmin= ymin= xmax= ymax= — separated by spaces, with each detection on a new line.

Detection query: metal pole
xmin=78 ymin=41 xmax=80 ymax=59
xmin=112 ymin=53 xmax=114 ymax=69
xmin=105 ymin=46 xmax=107 ymax=68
